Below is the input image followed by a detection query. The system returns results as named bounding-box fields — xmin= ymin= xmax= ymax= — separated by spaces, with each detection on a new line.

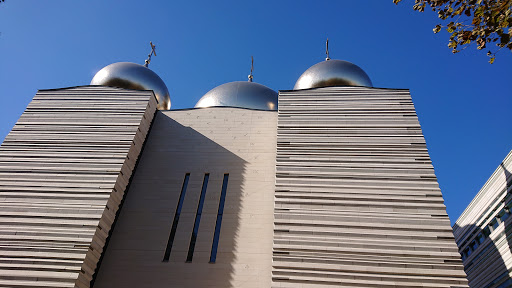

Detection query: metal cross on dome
xmin=144 ymin=41 xmax=157 ymax=68
xmin=325 ymin=38 xmax=330 ymax=61
xmin=248 ymin=56 xmax=254 ymax=82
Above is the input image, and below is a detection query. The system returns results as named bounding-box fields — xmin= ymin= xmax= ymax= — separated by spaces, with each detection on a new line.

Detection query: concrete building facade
xmin=0 ymin=59 xmax=469 ymax=287
xmin=0 ymin=86 xmax=157 ymax=287
xmin=453 ymin=151 xmax=512 ymax=288
xmin=273 ymin=87 xmax=467 ymax=287
xmin=94 ymin=107 xmax=277 ymax=288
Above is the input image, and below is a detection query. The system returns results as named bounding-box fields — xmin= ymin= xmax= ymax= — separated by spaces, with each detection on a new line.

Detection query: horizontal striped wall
xmin=273 ymin=86 xmax=468 ymax=288
xmin=453 ymin=151 xmax=512 ymax=288
xmin=0 ymin=86 xmax=156 ymax=288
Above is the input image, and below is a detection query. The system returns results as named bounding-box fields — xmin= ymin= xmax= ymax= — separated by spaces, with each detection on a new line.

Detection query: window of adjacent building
xmin=499 ymin=209 xmax=510 ymax=222
xmin=465 ymin=247 xmax=471 ymax=257
xmin=490 ymin=219 xmax=499 ymax=231
xmin=483 ymin=226 xmax=491 ymax=237
xmin=476 ymin=233 xmax=485 ymax=244
xmin=470 ymin=241 xmax=478 ymax=251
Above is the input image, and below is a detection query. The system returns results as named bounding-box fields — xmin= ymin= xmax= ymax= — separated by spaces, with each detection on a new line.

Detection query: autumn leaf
xmin=394 ymin=0 xmax=512 ymax=63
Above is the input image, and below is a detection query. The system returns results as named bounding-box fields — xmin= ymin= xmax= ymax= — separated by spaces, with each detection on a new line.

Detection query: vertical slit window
xmin=210 ymin=174 xmax=229 ymax=263
xmin=186 ymin=173 xmax=209 ymax=262
xmin=163 ymin=173 xmax=190 ymax=262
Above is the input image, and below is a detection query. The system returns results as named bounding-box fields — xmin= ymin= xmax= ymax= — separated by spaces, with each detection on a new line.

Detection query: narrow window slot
xmin=186 ymin=173 xmax=209 ymax=262
xmin=210 ymin=173 xmax=229 ymax=263
xmin=163 ymin=173 xmax=190 ymax=262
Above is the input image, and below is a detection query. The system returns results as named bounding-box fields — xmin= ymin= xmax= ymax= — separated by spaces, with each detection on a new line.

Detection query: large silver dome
xmin=91 ymin=62 xmax=171 ymax=110
xmin=195 ymin=81 xmax=278 ymax=110
xmin=294 ymin=59 xmax=372 ymax=90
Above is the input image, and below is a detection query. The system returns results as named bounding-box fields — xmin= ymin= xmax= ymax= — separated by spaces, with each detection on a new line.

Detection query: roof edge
xmin=36 ymin=85 xmax=158 ymax=103
xmin=279 ymin=86 xmax=410 ymax=93
xmin=167 ymin=106 xmax=278 ymax=112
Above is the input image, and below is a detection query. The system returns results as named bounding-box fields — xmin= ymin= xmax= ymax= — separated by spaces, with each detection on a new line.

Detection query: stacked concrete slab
xmin=453 ymin=150 xmax=512 ymax=288
xmin=0 ymin=86 xmax=156 ymax=287
xmin=272 ymin=86 xmax=468 ymax=288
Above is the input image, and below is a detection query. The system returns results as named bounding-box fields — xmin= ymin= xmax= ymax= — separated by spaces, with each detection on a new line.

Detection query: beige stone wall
xmin=0 ymin=86 xmax=156 ymax=288
xmin=0 ymin=85 xmax=474 ymax=288
xmin=273 ymin=86 xmax=468 ymax=288
xmin=94 ymin=108 xmax=277 ymax=288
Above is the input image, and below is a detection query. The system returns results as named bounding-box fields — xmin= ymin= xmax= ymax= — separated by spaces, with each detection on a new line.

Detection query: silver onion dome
xmin=294 ymin=59 xmax=372 ymax=90
xmin=91 ymin=62 xmax=171 ymax=110
xmin=195 ymin=81 xmax=278 ymax=110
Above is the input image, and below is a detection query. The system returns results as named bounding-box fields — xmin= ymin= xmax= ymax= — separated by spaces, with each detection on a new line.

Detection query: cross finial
xmin=248 ymin=56 xmax=254 ymax=82
xmin=144 ymin=41 xmax=157 ymax=67
xmin=325 ymin=38 xmax=330 ymax=61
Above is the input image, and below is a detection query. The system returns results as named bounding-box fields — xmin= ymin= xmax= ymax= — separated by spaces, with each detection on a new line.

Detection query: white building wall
xmin=94 ymin=108 xmax=277 ymax=288
xmin=454 ymin=151 xmax=512 ymax=288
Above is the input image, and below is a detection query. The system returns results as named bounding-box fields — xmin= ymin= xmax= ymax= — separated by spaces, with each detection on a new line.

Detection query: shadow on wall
xmin=93 ymin=112 xmax=247 ymax=288
xmin=453 ymin=222 xmax=510 ymax=288
xmin=453 ymin=162 xmax=512 ymax=288
xmin=503 ymin=163 xmax=512 ymax=288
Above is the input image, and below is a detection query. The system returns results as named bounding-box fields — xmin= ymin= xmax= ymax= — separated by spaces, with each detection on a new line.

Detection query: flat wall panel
xmin=94 ymin=108 xmax=277 ymax=288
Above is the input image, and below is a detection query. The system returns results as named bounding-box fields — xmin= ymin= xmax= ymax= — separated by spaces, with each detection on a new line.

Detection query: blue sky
xmin=0 ymin=0 xmax=510 ymax=223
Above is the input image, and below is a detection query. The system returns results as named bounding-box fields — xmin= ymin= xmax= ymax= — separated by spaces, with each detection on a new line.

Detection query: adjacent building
xmin=453 ymin=151 xmax=512 ymax=288
xmin=0 ymin=56 xmax=469 ymax=287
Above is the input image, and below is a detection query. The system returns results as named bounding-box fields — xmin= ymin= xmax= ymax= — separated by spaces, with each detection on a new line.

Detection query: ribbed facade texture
xmin=453 ymin=151 xmax=512 ymax=288
xmin=272 ymin=86 xmax=468 ymax=288
xmin=0 ymin=85 xmax=470 ymax=288
xmin=0 ymin=86 xmax=156 ymax=288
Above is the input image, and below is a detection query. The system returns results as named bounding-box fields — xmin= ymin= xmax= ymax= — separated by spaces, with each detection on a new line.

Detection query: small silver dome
xmin=195 ymin=81 xmax=277 ymax=110
xmin=91 ymin=62 xmax=171 ymax=110
xmin=294 ymin=59 xmax=372 ymax=90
